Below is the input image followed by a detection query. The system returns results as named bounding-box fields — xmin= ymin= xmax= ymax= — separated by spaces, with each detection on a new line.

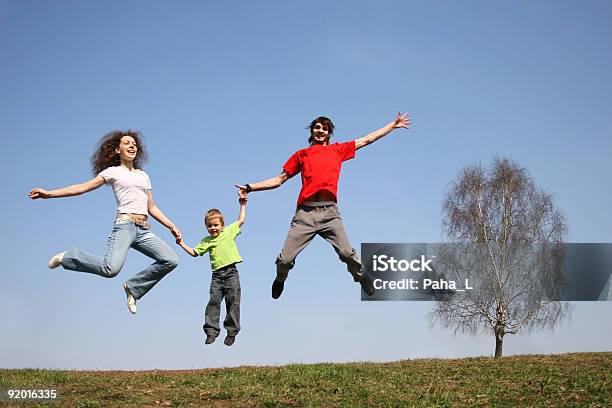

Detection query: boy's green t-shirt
xmin=193 ymin=222 xmax=243 ymax=271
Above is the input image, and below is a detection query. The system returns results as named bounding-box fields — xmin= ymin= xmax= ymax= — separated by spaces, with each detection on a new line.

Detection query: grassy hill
xmin=1 ymin=352 xmax=610 ymax=407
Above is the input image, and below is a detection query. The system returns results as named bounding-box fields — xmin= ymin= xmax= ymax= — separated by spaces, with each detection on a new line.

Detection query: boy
xmin=177 ymin=191 xmax=247 ymax=346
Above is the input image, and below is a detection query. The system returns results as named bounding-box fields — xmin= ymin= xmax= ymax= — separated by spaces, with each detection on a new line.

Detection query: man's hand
xmin=235 ymin=184 xmax=248 ymax=196
xmin=392 ymin=112 xmax=411 ymax=129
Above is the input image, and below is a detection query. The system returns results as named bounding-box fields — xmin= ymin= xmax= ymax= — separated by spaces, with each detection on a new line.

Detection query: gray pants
xmin=275 ymin=204 xmax=363 ymax=283
xmin=204 ymin=264 xmax=241 ymax=337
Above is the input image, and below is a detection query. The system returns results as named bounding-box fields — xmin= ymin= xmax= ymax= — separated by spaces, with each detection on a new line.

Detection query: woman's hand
xmin=170 ymin=226 xmax=182 ymax=242
xmin=29 ymin=177 xmax=105 ymax=200
xmin=28 ymin=188 xmax=52 ymax=199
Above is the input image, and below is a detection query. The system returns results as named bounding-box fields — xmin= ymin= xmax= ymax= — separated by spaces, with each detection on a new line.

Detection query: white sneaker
xmin=123 ymin=283 xmax=137 ymax=314
xmin=48 ymin=251 xmax=66 ymax=269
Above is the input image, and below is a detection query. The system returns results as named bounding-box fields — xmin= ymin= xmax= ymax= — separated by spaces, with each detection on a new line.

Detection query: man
xmin=237 ymin=112 xmax=411 ymax=299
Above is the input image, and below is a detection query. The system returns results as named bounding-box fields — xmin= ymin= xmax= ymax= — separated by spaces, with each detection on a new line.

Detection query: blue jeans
xmin=204 ymin=264 xmax=241 ymax=337
xmin=61 ymin=220 xmax=179 ymax=299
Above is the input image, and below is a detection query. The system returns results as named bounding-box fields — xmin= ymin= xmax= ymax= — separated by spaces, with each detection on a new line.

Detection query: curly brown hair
xmin=90 ymin=130 xmax=148 ymax=176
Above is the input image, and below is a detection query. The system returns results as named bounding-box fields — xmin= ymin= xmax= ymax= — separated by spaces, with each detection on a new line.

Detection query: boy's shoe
xmin=48 ymin=251 xmax=66 ymax=269
xmin=359 ymin=274 xmax=375 ymax=296
xmin=123 ymin=283 xmax=137 ymax=314
xmin=272 ymin=279 xmax=284 ymax=299
xmin=224 ymin=335 xmax=236 ymax=346
xmin=205 ymin=334 xmax=216 ymax=345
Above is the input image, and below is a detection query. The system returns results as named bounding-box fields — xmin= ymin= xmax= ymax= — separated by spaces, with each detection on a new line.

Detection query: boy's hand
xmin=238 ymin=188 xmax=248 ymax=205
xmin=238 ymin=188 xmax=248 ymax=200
xmin=176 ymin=236 xmax=184 ymax=245
xmin=170 ymin=226 xmax=182 ymax=241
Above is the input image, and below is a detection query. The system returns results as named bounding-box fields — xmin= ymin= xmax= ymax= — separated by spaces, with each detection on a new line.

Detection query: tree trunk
xmin=495 ymin=331 xmax=504 ymax=357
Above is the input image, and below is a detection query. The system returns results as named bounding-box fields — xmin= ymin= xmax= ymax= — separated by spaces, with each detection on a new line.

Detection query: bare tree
xmin=431 ymin=157 xmax=571 ymax=357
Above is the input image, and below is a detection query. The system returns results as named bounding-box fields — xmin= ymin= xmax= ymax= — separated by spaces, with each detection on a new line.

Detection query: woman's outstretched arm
xmin=29 ymin=175 xmax=106 ymax=199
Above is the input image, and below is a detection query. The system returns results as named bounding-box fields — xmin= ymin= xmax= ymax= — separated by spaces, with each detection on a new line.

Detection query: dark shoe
xmin=272 ymin=279 xmax=285 ymax=299
xmin=205 ymin=334 xmax=216 ymax=345
xmin=359 ymin=274 xmax=375 ymax=296
xmin=224 ymin=335 xmax=236 ymax=346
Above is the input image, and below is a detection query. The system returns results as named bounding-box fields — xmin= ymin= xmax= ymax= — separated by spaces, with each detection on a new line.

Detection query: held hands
xmin=392 ymin=112 xmax=411 ymax=129
xmin=28 ymin=188 xmax=51 ymax=199
xmin=238 ymin=188 xmax=248 ymax=204
xmin=170 ymin=226 xmax=182 ymax=243
xmin=174 ymin=231 xmax=184 ymax=245
xmin=235 ymin=184 xmax=248 ymax=197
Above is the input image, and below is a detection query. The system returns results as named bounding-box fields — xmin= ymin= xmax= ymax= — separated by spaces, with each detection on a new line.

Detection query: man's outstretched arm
xmin=236 ymin=171 xmax=290 ymax=194
xmin=354 ymin=112 xmax=411 ymax=151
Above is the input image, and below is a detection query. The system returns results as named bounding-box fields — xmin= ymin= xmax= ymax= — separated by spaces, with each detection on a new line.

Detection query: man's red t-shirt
xmin=282 ymin=141 xmax=356 ymax=208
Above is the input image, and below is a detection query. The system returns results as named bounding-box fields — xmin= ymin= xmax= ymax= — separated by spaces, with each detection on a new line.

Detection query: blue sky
xmin=2 ymin=1 xmax=611 ymax=369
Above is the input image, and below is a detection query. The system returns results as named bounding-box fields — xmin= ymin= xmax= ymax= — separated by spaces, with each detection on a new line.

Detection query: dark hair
xmin=90 ymin=130 xmax=148 ymax=176
xmin=306 ymin=116 xmax=335 ymax=145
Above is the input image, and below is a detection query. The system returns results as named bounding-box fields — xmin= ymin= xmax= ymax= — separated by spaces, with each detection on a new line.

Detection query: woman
xmin=29 ymin=130 xmax=181 ymax=314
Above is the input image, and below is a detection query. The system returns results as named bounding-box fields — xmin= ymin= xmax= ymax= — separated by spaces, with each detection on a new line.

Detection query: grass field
xmin=1 ymin=352 xmax=610 ymax=407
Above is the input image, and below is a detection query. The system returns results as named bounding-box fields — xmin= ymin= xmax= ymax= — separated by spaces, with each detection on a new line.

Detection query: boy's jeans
xmin=275 ymin=204 xmax=363 ymax=283
xmin=61 ymin=220 xmax=179 ymax=299
xmin=204 ymin=264 xmax=241 ymax=337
